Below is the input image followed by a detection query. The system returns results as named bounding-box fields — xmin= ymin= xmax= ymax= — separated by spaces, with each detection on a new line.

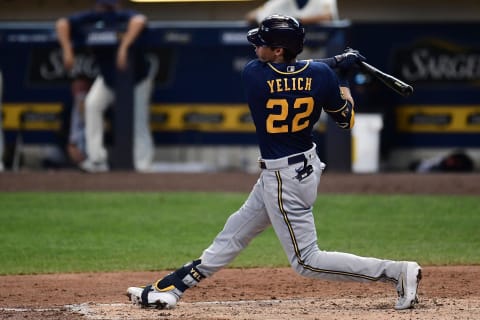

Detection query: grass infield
xmin=0 ymin=192 xmax=478 ymax=275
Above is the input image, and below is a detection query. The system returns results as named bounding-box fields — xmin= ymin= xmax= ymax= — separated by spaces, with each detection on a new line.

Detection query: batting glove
xmin=334 ymin=48 xmax=366 ymax=70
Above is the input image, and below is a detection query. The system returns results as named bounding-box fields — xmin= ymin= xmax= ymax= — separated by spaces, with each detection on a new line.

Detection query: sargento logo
xmin=28 ymin=48 xmax=99 ymax=83
xmin=393 ymin=39 xmax=480 ymax=84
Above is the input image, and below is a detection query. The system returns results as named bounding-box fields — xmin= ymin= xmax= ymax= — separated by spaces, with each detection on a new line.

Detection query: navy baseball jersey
xmin=67 ymin=10 xmax=149 ymax=87
xmin=242 ymin=59 xmax=354 ymax=159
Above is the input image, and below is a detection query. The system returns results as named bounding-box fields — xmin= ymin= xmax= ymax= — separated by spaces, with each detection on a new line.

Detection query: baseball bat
xmin=358 ymin=61 xmax=414 ymax=97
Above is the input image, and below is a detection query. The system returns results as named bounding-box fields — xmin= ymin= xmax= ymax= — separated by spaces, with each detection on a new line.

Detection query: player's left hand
xmin=334 ymin=48 xmax=366 ymax=70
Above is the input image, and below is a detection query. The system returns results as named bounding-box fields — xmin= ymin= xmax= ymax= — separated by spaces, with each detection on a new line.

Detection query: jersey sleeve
xmin=321 ymin=65 xmax=355 ymax=130
xmin=241 ymin=60 xmax=261 ymax=98
xmin=324 ymin=95 xmax=355 ymax=129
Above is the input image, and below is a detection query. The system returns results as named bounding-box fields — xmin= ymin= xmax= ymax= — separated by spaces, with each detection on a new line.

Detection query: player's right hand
xmin=334 ymin=48 xmax=366 ymax=70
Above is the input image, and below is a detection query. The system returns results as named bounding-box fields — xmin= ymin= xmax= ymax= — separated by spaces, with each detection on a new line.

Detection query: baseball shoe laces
xmin=127 ymin=282 xmax=182 ymax=310
xmin=395 ymin=261 xmax=422 ymax=310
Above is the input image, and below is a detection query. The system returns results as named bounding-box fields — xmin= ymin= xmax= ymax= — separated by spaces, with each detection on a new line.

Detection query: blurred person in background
xmin=56 ymin=0 xmax=156 ymax=173
xmin=246 ymin=0 xmax=338 ymax=26
xmin=66 ymin=75 xmax=92 ymax=166
xmin=0 ymin=69 xmax=4 ymax=171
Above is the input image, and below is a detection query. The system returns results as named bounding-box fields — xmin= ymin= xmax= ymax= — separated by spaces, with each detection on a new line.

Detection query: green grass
xmin=0 ymin=192 xmax=478 ymax=275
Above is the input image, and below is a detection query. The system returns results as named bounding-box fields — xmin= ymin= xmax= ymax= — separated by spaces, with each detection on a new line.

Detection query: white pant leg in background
xmin=0 ymin=70 xmax=4 ymax=171
xmin=133 ymin=76 xmax=154 ymax=171
xmin=84 ymin=76 xmax=114 ymax=164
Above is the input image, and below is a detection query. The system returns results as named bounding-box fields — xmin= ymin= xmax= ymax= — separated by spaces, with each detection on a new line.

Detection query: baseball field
xmin=0 ymin=171 xmax=479 ymax=319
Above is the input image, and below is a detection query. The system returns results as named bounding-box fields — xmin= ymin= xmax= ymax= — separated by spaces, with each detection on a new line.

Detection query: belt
xmin=259 ymin=154 xmax=306 ymax=169
xmin=258 ymin=145 xmax=317 ymax=170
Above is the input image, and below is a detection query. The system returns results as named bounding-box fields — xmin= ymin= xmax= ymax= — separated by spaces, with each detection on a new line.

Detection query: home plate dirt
xmin=63 ymin=297 xmax=480 ymax=320
xmin=1 ymin=266 xmax=480 ymax=320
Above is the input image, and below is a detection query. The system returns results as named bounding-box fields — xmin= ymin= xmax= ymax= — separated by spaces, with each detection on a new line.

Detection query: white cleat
xmin=79 ymin=159 xmax=109 ymax=173
xmin=127 ymin=285 xmax=181 ymax=310
xmin=395 ymin=261 xmax=422 ymax=310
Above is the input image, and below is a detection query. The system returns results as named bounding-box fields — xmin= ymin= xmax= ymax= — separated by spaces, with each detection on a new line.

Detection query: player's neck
xmin=270 ymin=57 xmax=296 ymax=64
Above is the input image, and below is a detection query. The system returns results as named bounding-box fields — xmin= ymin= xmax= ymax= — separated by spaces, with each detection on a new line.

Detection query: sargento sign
xmin=393 ymin=39 xmax=480 ymax=84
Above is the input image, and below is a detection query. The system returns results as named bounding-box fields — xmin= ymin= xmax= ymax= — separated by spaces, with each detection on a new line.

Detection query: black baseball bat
xmin=358 ymin=61 xmax=414 ymax=97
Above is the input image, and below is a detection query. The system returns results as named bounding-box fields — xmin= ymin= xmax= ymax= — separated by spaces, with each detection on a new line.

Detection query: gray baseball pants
xmin=197 ymin=145 xmax=403 ymax=285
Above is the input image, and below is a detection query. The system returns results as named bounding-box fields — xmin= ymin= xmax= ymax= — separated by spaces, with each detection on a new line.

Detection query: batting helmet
xmin=247 ymin=15 xmax=305 ymax=55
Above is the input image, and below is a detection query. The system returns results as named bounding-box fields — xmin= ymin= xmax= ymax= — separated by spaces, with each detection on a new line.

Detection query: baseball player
xmin=127 ymin=15 xmax=421 ymax=311
xmin=56 ymin=0 xmax=156 ymax=172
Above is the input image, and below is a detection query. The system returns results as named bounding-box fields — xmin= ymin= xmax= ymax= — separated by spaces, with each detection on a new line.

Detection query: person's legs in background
xmin=132 ymin=75 xmax=154 ymax=172
xmin=67 ymin=76 xmax=92 ymax=166
xmin=81 ymin=76 xmax=114 ymax=172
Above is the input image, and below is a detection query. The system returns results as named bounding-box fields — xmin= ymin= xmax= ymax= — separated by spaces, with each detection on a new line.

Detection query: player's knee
xmin=290 ymin=260 xmax=310 ymax=277
xmin=289 ymin=246 xmax=321 ymax=277
xmin=84 ymin=92 xmax=106 ymax=112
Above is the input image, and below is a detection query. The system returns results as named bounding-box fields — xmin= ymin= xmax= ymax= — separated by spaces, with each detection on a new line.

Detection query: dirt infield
xmin=1 ymin=171 xmax=479 ymax=195
xmin=1 ymin=171 xmax=479 ymax=319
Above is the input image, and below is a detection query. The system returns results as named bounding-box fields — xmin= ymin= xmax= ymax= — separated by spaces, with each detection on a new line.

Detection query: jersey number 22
xmin=266 ymin=97 xmax=314 ymax=133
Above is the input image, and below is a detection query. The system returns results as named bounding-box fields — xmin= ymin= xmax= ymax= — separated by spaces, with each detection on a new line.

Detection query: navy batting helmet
xmin=247 ymin=15 xmax=305 ymax=55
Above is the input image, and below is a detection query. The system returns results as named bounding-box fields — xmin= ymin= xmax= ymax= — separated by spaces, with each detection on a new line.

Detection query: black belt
xmin=259 ymin=153 xmax=307 ymax=169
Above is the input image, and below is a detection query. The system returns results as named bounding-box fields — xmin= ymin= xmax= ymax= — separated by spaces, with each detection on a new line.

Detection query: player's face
xmin=255 ymin=45 xmax=282 ymax=63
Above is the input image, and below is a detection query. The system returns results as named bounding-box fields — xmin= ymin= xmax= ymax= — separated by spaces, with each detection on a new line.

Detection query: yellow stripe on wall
xmin=3 ymin=103 xmax=63 ymax=130
xmin=150 ymin=104 xmax=254 ymax=132
xmin=2 ymin=103 xmax=329 ymax=134
xmin=396 ymin=105 xmax=480 ymax=133
xmin=150 ymin=104 xmax=327 ymax=133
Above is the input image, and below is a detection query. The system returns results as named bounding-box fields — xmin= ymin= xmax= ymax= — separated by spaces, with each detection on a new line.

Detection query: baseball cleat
xmin=79 ymin=159 xmax=109 ymax=173
xmin=127 ymin=284 xmax=181 ymax=310
xmin=395 ymin=261 xmax=422 ymax=310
